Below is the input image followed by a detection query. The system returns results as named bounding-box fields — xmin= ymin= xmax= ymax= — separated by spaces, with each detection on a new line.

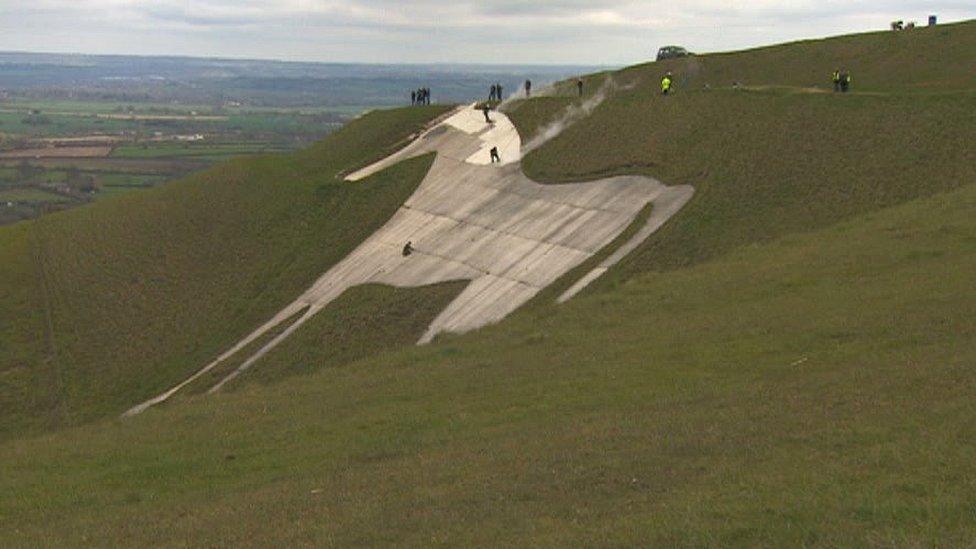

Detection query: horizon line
xmin=0 ymin=49 xmax=615 ymax=70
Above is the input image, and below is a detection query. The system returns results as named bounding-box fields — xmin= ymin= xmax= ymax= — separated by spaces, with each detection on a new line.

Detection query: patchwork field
xmin=0 ymin=187 xmax=71 ymax=202
xmin=0 ymin=146 xmax=113 ymax=159
xmin=0 ymin=98 xmax=349 ymax=224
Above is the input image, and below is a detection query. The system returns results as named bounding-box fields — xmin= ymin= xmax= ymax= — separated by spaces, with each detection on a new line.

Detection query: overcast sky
xmin=0 ymin=1 xmax=971 ymax=65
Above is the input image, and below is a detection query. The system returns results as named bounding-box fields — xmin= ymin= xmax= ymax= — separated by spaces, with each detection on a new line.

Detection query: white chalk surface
xmin=126 ymin=104 xmax=693 ymax=415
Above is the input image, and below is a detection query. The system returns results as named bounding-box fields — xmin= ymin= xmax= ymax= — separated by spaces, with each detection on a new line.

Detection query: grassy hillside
xmin=182 ymin=282 xmax=469 ymax=394
xmin=506 ymin=19 xmax=976 ymax=284
xmin=190 ymin=20 xmax=975 ymax=408
xmin=652 ymin=19 xmax=976 ymax=93
xmin=1 ymin=22 xmax=975 ymax=545
xmin=2 ymin=176 xmax=974 ymax=546
xmin=0 ymin=106 xmax=452 ymax=439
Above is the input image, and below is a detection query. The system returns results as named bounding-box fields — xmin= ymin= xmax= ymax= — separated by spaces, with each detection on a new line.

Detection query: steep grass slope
xmin=0 ymin=106 xmax=452 ymax=439
xmin=2 ymin=177 xmax=974 ymax=547
xmin=182 ymin=22 xmax=975 ymax=400
xmin=568 ymin=19 xmax=975 ymax=95
xmin=656 ymin=19 xmax=976 ymax=92
xmin=5 ymin=24 xmax=973 ymax=441
xmin=506 ymin=19 xmax=976 ymax=283
xmin=1 ymin=23 xmax=975 ymax=545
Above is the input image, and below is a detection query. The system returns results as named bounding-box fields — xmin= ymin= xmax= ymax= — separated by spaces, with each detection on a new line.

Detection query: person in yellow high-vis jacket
xmin=661 ymin=72 xmax=673 ymax=95
xmin=840 ymin=71 xmax=852 ymax=92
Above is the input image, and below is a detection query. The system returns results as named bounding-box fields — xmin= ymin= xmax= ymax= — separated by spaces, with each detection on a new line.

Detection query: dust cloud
xmin=516 ymin=77 xmax=626 ymax=155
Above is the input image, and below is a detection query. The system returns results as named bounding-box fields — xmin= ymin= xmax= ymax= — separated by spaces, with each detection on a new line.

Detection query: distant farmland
xmin=0 ymin=100 xmax=335 ymax=225
xmin=0 ymin=55 xmax=596 ymax=226
xmin=0 ymin=146 xmax=113 ymax=159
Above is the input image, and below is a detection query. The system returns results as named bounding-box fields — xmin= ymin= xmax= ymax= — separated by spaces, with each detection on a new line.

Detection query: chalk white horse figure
xmin=126 ymin=105 xmax=693 ymax=415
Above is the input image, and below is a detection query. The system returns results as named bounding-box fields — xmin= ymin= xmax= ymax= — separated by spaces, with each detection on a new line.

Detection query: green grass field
xmin=506 ymin=20 xmax=976 ymax=282
xmin=0 ymin=111 xmax=134 ymax=137
xmin=0 ymin=188 xmax=70 ymax=203
xmin=0 ymin=98 xmax=342 ymax=221
xmin=183 ymin=281 xmax=468 ymax=394
xmin=2 ymin=176 xmax=974 ymax=546
xmin=0 ymin=106 xmax=450 ymax=438
xmin=111 ymin=142 xmax=289 ymax=159
xmin=0 ymin=95 xmax=352 ymax=223
xmin=0 ymin=21 xmax=974 ymax=545
xmin=91 ymin=173 xmax=169 ymax=200
xmin=2 ymin=99 xmax=219 ymax=115
xmin=649 ymin=19 xmax=976 ymax=93
xmin=0 ymin=101 xmax=344 ymax=140
xmin=2 ymin=98 xmax=370 ymax=118
xmin=94 ymin=173 xmax=168 ymax=186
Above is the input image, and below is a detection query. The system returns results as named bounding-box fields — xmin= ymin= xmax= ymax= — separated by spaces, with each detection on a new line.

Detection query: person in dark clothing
xmin=482 ymin=103 xmax=492 ymax=124
xmin=525 ymin=80 xmax=532 ymax=97
xmin=411 ymin=90 xmax=417 ymax=105
xmin=832 ymin=70 xmax=841 ymax=92
xmin=490 ymin=146 xmax=500 ymax=164
xmin=402 ymin=241 xmax=414 ymax=257
xmin=840 ymin=71 xmax=852 ymax=92
xmin=577 ymin=78 xmax=584 ymax=97
xmin=489 ymin=84 xmax=497 ymax=101
xmin=496 ymin=82 xmax=503 ymax=100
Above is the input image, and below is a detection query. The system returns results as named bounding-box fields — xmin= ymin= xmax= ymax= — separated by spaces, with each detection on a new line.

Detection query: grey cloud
xmin=0 ymin=0 xmax=971 ymax=64
xmin=139 ymin=6 xmax=260 ymax=28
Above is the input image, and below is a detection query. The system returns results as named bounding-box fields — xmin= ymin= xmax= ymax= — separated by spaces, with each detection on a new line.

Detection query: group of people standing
xmin=411 ymin=88 xmax=432 ymax=105
xmin=487 ymin=80 xmax=536 ymax=101
xmin=488 ymin=83 xmax=505 ymax=101
xmin=832 ymin=70 xmax=853 ymax=92
xmin=411 ymin=76 xmax=582 ymax=107
xmin=656 ymin=68 xmax=853 ymax=95
xmin=410 ymin=60 xmax=853 ymax=113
